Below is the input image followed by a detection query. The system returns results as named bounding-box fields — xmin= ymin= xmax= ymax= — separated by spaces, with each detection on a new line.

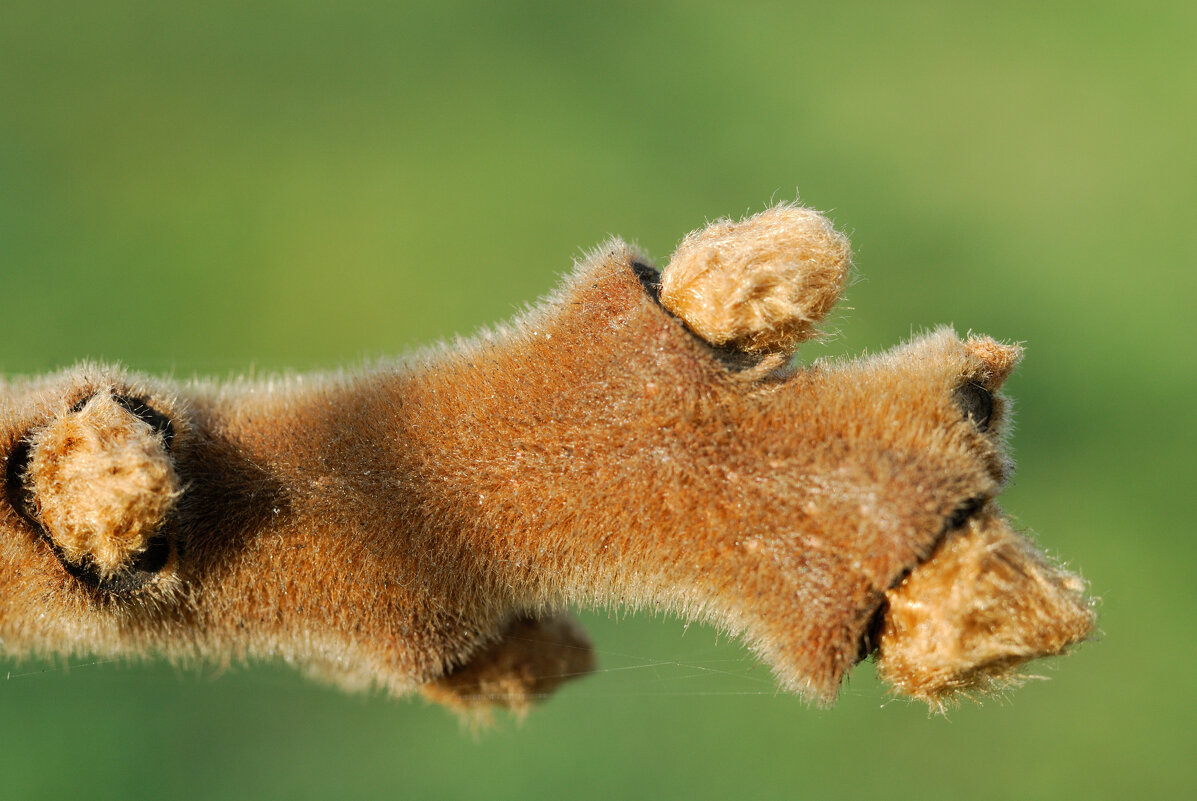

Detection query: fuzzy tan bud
xmin=877 ymin=514 xmax=1095 ymax=708
xmin=659 ymin=204 xmax=851 ymax=355
xmin=27 ymin=393 xmax=179 ymax=577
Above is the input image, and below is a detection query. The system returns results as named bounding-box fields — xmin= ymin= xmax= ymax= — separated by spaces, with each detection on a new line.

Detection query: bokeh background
xmin=2 ymin=1 xmax=1193 ymax=798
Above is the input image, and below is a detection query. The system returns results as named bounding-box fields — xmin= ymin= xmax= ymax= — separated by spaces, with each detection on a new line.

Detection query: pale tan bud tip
xmin=659 ymin=204 xmax=851 ymax=356
xmin=964 ymin=336 xmax=1023 ymax=388
xmin=27 ymin=393 xmax=179 ymax=577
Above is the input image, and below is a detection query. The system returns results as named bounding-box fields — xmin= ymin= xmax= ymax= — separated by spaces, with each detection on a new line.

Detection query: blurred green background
xmin=2 ymin=1 xmax=1193 ymax=798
